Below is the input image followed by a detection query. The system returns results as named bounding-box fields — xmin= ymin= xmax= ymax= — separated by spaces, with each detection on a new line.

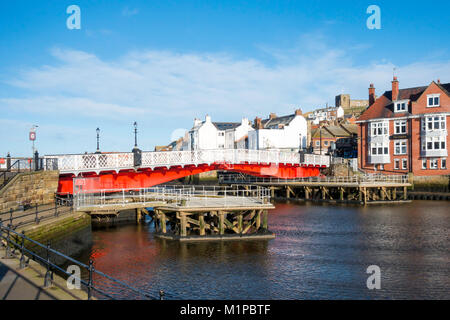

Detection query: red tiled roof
xmin=357 ymin=82 xmax=449 ymax=121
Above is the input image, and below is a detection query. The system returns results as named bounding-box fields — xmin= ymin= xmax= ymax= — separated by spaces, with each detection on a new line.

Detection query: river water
xmin=74 ymin=201 xmax=449 ymax=299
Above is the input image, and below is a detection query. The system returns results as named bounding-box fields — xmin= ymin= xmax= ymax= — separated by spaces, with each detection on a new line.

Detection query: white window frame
xmin=427 ymin=94 xmax=440 ymax=107
xmin=402 ymin=159 xmax=407 ymax=170
xmin=394 ymin=120 xmax=407 ymax=134
xmin=422 ymin=159 xmax=427 ymax=169
xmin=394 ymin=100 xmax=408 ymax=112
xmin=421 ymin=116 xmax=446 ymax=131
xmin=394 ymin=140 xmax=407 ymax=155
xmin=369 ymin=121 xmax=389 ymax=136
xmin=369 ymin=142 xmax=389 ymax=155
xmin=430 ymin=158 xmax=438 ymax=169
xmin=422 ymin=136 xmax=446 ymax=151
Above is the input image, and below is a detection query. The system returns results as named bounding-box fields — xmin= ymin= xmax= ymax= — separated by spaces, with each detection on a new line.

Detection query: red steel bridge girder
xmin=58 ymin=163 xmax=322 ymax=194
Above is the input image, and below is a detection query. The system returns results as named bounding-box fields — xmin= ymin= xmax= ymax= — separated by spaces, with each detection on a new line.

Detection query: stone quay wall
xmin=0 ymin=170 xmax=60 ymax=212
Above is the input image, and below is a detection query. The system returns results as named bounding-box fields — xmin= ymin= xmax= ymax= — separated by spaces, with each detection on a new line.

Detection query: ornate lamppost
xmin=95 ymin=127 xmax=100 ymax=153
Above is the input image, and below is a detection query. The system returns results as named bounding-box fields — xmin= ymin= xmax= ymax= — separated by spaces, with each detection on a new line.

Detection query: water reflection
xmin=75 ymin=201 xmax=449 ymax=299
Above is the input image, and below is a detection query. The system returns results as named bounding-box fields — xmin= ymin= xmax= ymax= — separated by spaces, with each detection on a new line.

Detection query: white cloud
xmin=1 ymin=37 xmax=449 ymax=155
xmin=5 ymin=44 xmax=449 ymax=122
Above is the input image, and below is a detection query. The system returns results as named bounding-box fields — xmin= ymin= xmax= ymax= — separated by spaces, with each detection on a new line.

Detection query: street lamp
xmin=96 ymin=127 xmax=100 ymax=153
xmin=133 ymin=121 xmax=138 ymax=149
xmin=132 ymin=121 xmax=142 ymax=166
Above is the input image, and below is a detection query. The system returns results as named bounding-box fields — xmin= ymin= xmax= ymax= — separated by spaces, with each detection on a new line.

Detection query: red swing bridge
xmin=43 ymin=149 xmax=330 ymax=194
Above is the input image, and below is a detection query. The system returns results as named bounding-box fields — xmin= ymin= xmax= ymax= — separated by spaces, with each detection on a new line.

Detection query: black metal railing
xmin=0 ymin=222 xmax=164 ymax=300
xmin=0 ymin=200 xmax=73 ymax=230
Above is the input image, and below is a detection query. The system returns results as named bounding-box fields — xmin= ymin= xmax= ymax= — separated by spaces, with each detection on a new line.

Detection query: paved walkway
xmin=0 ymin=247 xmax=88 ymax=300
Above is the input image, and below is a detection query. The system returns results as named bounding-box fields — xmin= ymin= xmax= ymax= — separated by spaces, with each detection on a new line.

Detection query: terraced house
xmin=357 ymin=77 xmax=450 ymax=175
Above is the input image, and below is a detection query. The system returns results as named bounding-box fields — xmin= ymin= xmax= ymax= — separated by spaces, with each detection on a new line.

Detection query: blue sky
xmin=1 ymin=0 xmax=449 ymax=156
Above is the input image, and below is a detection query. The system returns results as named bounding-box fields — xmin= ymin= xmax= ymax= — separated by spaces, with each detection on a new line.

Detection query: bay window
xmin=369 ymin=121 xmax=389 ymax=136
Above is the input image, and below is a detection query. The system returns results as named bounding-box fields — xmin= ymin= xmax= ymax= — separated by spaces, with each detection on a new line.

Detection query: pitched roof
xmin=212 ymin=122 xmax=241 ymax=130
xmin=261 ymin=114 xmax=296 ymax=129
xmin=357 ymin=81 xmax=450 ymax=121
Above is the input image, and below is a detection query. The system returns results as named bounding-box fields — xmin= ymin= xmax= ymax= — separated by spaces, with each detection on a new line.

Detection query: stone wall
xmin=0 ymin=170 xmax=59 ymax=212
xmin=411 ymin=174 xmax=449 ymax=192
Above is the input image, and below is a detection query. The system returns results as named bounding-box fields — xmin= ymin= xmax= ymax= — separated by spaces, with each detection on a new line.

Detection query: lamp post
xmin=133 ymin=121 xmax=138 ymax=149
xmin=132 ymin=121 xmax=141 ymax=166
xmin=95 ymin=128 xmax=100 ymax=153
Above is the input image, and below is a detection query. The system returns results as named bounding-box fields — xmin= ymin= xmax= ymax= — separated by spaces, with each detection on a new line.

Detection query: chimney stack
xmin=437 ymin=79 xmax=441 ymax=84
xmin=392 ymin=76 xmax=399 ymax=101
xmin=269 ymin=113 xmax=277 ymax=120
xmin=368 ymin=83 xmax=376 ymax=106
xmin=295 ymin=108 xmax=303 ymax=116
xmin=254 ymin=117 xmax=262 ymax=129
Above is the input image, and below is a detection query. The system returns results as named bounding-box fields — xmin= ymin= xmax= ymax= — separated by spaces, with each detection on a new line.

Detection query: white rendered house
xmin=186 ymin=115 xmax=252 ymax=150
xmin=248 ymin=110 xmax=308 ymax=151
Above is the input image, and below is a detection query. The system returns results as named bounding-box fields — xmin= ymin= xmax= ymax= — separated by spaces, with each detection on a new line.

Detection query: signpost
xmin=30 ymin=125 xmax=38 ymax=158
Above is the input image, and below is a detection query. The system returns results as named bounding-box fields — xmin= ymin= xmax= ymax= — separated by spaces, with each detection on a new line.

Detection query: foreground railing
xmin=0 ymin=222 xmax=167 ymax=300
xmin=44 ymin=149 xmax=330 ymax=174
xmin=0 ymin=200 xmax=73 ymax=230
xmin=74 ymin=185 xmax=271 ymax=210
xmin=218 ymin=174 xmax=410 ymax=185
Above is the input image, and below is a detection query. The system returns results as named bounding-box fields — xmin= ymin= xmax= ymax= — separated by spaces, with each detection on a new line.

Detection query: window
xmin=427 ymin=94 xmax=440 ymax=107
xmin=394 ymin=159 xmax=399 ymax=170
xmin=395 ymin=101 xmax=407 ymax=112
xmin=324 ymin=141 xmax=329 ymax=146
xmin=430 ymin=158 xmax=438 ymax=169
xmin=422 ymin=136 xmax=446 ymax=151
xmin=422 ymin=159 xmax=427 ymax=169
xmin=442 ymin=159 xmax=447 ymax=169
xmin=394 ymin=140 xmax=407 ymax=155
xmin=218 ymin=132 xmax=225 ymax=136
xmin=402 ymin=159 xmax=407 ymax=170
xmin=369 ymin=142 xmax=389 ymax=155
xmin=379 ymin=164 xmax=384 ymax=171
xmin=315 ymin=141 xmax=320 ymax=146
xmin=422 ymin=116 xmax=446 ymax=132
xmin=369 ymin=121 xmax=389 ymax=136
xmin=218 ymin=144 xmax=224 ymax=148
xmin=394 ymin=120 xmax=407 ymax=134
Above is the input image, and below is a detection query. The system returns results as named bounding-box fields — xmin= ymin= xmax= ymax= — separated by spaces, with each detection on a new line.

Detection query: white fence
xmin=44 ymin=149 xmax=330 ymax=174
xmin=74 ymin=185 xmax=271 ymax=210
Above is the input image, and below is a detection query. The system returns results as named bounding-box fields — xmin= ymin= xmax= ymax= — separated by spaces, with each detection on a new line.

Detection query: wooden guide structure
xmin=149 ymin=205 xmax=274 ymax=241
xmin=219 ymin=175 xmax=412 ymax=205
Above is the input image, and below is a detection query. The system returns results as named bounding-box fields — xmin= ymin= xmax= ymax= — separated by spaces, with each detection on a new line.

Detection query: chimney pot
xmin=269 ymin=113 xmax=277 ymax=119
xmin=295 ymin=108 xmax=302 ymax=116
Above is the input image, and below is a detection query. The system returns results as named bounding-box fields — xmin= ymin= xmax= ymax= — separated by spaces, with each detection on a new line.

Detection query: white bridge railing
xmin=44 ymin=149 xmax=330 ymax=174
xmin=74 ymin=185 xmax=271 ymax=210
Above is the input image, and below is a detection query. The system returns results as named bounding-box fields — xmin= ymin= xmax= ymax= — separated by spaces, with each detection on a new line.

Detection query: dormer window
xmin=427 ymin=94 xmax=440 ymax=107
xmin=394 ymin=100 xmax=407 ymax=112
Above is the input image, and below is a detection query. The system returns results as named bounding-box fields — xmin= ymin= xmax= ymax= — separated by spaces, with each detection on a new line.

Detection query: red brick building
xmin=357 ymin=77 xmax=450 ymax=175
